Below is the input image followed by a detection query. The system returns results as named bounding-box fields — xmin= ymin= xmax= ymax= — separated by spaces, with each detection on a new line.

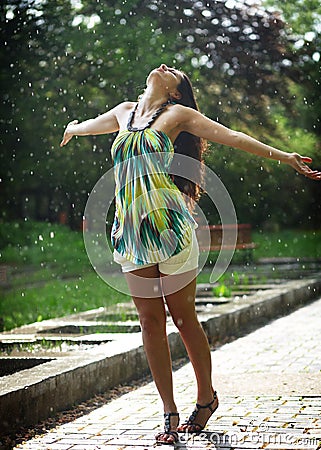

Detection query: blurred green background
xmin=1 ymin=0 xmax=320 ymax=330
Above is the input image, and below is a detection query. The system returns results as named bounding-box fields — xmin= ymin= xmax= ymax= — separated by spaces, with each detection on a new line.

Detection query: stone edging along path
xmin=0 ymin=278 xmax=320 ymax=435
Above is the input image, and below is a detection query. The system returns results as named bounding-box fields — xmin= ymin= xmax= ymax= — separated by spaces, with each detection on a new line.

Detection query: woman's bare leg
xmin=161 ymin=270 xmax=218 ymax=429
xmin=124 ymin=265 xmax=179 ymax=443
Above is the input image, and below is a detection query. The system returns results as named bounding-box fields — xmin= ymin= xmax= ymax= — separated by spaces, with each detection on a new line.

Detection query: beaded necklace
xmin=127 ymin=99 xmax=173 ymax=132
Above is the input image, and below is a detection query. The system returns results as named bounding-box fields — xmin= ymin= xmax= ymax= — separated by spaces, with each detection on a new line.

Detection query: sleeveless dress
xmin=110 ymin=101 xmax=198 ymax=265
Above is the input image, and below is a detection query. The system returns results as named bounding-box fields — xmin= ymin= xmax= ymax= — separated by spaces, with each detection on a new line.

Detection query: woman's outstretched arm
xmin=60 ymin=103 xmax=126 ymax=147
xmin=178 ymin=106 xmax=321 ymax=180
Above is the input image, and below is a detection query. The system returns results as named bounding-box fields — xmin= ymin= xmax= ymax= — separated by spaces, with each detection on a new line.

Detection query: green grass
xmin=0 ymin=220 xmax=88 ymax=276
xmin=1 ymin=220 xmax=320 ymax=331
xmin=252 ymin=229 xmax=321 ymax=259
xmin=0 ymin=271 xmax=131 ymax=331
xmin=0 ymin=220 xmax=129 ymax=330
xmin=203 ymin=229 xmax=321 ymax=265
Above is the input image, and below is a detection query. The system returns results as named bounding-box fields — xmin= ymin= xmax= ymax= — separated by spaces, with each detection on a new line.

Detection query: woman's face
xmin=147 ymin=64 xmax=183 ymax=92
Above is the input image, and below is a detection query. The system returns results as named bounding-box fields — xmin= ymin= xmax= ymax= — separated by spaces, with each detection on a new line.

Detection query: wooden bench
xmin=196 ymin=223 xmax=256 ymax=261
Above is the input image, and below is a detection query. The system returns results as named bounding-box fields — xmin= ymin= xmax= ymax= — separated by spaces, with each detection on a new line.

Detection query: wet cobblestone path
xmin=15 ymin=298 xmax=321 ymax=449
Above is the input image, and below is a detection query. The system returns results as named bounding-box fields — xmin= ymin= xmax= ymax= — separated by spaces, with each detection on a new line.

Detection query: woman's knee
xmin=139 ymin=312 xmax=166 ymax=336
xmin=133 ymin=297 xmax=167 ymax=336
xmin=171 ymin=311 xmax=199 ymax=332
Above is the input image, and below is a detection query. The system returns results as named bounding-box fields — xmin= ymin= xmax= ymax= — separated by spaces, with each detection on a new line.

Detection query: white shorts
xmin=113 ymin=228 xmax=199 ymax=275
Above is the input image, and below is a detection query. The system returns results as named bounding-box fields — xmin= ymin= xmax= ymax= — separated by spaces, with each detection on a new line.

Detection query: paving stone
xmin=41 ymin=445 xmax=74 ymax=450
xmin=13 ymin=298 xmax=321 ymax=450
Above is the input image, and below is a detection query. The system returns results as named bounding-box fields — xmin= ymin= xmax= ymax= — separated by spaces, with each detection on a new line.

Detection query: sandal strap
xmin=155 ymin=430 xmax=179 ymax=439
xmin=164 ymin=412 xmax=179 ymax=418
xmin=195 ymin=391 xmax=218 ymax=414
xmin=156 ymin=413 xmax=180 ymax=444
xmin=164 ymin=412 xmax=180 ymax=433
xmin=185 ymin=422 xmax=203 ymax=431
xmin=182 ymin=391 xmax=219 ymax=428
xmin=155 ymin=430 xmax=179 ymax=445
xmin=187 ymin=408 xmax=198 ymax=423
xmin=166 ymin=431 xmax=178 ymax=439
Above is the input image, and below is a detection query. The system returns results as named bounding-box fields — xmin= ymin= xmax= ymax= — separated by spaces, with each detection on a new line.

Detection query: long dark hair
xmin=171 ymin=73 xmax=208 ymax=212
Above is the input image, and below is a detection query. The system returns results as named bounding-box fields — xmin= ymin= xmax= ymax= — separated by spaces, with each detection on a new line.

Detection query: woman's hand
xmin=60 ymin=120 xmax=79 ymax=147
xmin=287 ymin=153 xmax=321 ymax=180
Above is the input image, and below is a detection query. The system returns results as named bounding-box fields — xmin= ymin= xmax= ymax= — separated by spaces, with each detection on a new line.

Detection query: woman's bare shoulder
xmin=170 ymin=103 xmax=199 ymax=117
xmin=167 ymin=103 xmax=201 ymax=127
xmin=115 ymin=101 xmax=136 ymax=112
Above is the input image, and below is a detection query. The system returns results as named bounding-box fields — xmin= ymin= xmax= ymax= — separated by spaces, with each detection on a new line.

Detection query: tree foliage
xmin=0 ymin=0 xmax=319 ymax=230
xmin=263 ymin=0 xmax=321 ymax=134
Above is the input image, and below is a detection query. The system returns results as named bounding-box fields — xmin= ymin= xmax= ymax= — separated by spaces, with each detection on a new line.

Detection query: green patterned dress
xmin=111 ymin=101 xmax=198 ymax=265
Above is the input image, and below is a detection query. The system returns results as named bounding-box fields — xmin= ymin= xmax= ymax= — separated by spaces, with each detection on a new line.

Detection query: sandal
xmin=177 ymin=391 xmax=219 ymax=433
xmin=155 ymin=412 xmax=180 ymax=445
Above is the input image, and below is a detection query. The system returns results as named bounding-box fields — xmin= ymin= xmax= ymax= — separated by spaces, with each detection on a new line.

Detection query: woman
xmin=60 ymin=64 xmax=320 ymax=445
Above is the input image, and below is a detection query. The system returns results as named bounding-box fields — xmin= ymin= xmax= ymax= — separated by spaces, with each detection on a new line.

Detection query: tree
xmin=0 ymin=0 xmax=319 ymax=229
xmin=263 ymin=0 xmax=321 ymax=134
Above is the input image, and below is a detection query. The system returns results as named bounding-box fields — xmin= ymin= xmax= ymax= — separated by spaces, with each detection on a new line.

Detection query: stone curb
xmin=0 ymin=278 xmax=320 ymax=436
xmin=201 ymin=278 xmax=321 ymax=344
